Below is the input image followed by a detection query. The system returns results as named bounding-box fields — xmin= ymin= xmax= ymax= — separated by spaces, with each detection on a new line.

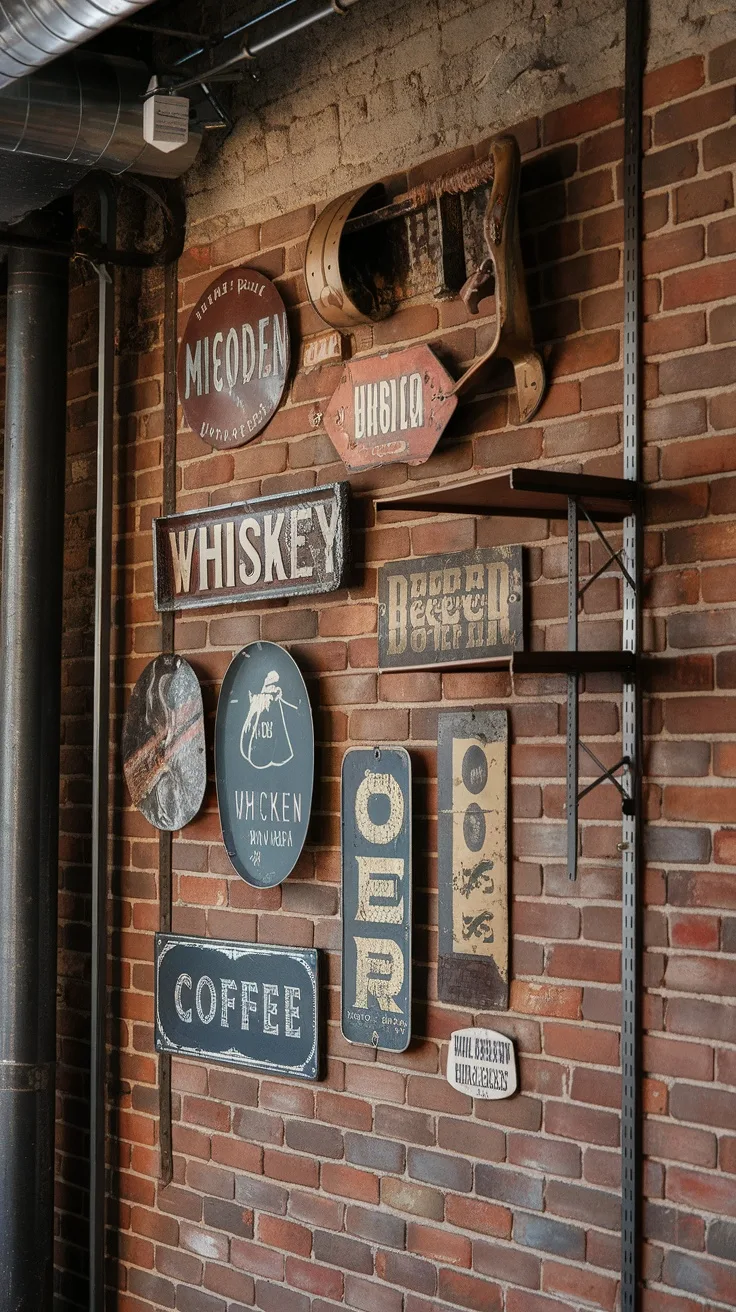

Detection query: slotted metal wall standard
xmin=621 ymin=0 xmax=645 ymax=1305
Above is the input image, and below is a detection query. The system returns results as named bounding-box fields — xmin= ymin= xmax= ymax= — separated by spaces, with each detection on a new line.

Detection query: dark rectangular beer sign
xmin=155 ymin=934 xmax=320 ymax=1080
xmin=378 ymin=547 xmax=523 ymax=670
xmin=341 ymin=747 xmax=412 ymax=1052
xmin=438 ymin=711 xmax=509 ymax=1010
xmin=153 ymin=481 xmax=349 ymax=612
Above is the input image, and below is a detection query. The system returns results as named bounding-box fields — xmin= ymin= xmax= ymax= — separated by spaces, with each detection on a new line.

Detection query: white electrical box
xmin=143 ymin=78 xmax=190 ymax=154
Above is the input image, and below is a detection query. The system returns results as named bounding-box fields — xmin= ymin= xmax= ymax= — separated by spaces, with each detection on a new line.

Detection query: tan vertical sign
xmin=438 ymin=711 xmax=509 ymax=1009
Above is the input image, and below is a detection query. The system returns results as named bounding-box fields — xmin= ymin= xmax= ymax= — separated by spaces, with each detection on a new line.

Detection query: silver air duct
xmin=0 ymin=51 xmax=201 ymax=178
xmin=0 ymin=0 xmax=155 ymax=88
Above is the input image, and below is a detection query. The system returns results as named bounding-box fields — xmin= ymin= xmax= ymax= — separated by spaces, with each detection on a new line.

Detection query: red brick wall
xmin=55 ymin=38 xmax=736 ymax=1312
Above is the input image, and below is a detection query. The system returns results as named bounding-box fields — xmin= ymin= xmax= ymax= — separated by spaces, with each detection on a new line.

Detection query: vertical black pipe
xmin=0 ymin=246 xmax=68 ymax=1309
xmin=89 ymin=178 xmax=116 ymax=1312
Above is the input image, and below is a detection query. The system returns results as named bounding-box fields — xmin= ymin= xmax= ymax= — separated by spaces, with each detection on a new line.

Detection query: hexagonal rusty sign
xmin=323 ymin=344 xmax=457 ymax=472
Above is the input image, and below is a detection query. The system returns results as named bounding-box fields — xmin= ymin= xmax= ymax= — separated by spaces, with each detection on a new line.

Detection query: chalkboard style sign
xmin=438 ymin=710 xmax=509 ymax=1010
xmin=155 ymin=935 xmax=319 ymax=1080
xmin=216 ymin=642 xmax=313 ymax=888
xmin=122 ymin=655 xmax=206 ymax=831
xmin=177 ymin=266 xmax=290 ymax=450
xmin=446 ymin=1027 xmax=517 ymax=1100
xmin=378 ymin=547 xmax=523 ymax=670
xmin=341 ymin=747 xmax=412 ymax=1052
xmin=153 ymin=482 xmax=349 ymax=612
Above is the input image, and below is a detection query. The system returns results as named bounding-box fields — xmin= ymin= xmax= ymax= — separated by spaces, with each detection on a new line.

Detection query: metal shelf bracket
xmin=565 ymin=493 xmax=639 ymax=881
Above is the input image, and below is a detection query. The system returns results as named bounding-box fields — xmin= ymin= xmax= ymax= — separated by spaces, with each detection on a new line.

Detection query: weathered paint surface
xmin=438 ymin=710 xmax=509 ymax=1010
xmin=122 ymin=655 xmax=206 ymax=832
xmin=378 ymin=547 xmax=523 ymax=670
xmin=177 ymin=267 xmax=290 ymax=449
xmin=184 ymin=0 xmax=733 ymax=239
xmin=342 ymin=746 xmax=412 ymax=1052
xmin=323 ymin=344 xmax=457 ymax=471
xmin=153 ymin=483 xmax=349 ymax=611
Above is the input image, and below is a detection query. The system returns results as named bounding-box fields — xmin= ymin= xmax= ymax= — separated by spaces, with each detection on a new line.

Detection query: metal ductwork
xmin=0 ymin=0 xmax=155 ymax=88
xmin=0 ymin=51 xmax=201 ymax=177
xmin=0 ymin=50 xmax=201 ymax=222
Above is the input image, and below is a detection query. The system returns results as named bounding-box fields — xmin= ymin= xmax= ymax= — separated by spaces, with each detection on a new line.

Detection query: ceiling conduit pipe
xmin=170 ymin=0 xmax=362 ymax=93
xmin=0 ymin=239 xmax=69 ymax=1311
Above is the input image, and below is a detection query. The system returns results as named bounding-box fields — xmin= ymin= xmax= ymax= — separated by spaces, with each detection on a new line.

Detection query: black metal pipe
xmin=0 ymin=245 xmax=69 ymax=1309
xmin=171 ymin=0 xmax=360 ymax=94
xmin=172 ymin=0 xmax=300 ymax=66
xmin=89 ymin=178 xmax=116 ymax=1312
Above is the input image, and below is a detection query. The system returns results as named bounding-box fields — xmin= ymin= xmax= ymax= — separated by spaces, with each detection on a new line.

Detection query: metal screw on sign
xmin=371 ymin=1032 xmax=379 ymax=1048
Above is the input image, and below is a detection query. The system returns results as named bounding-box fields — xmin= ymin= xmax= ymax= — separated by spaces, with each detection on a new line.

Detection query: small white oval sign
xmin=446 ymin=1027 xmax=518 ymax=1100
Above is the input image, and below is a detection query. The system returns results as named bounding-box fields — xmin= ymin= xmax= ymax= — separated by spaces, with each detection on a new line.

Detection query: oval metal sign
xmin=122 ymin=654 xmax=206 ymax=831
xmin=215 ymin=642 xmax=313 ymax=887
xmin=177 ymin=266 xmax=291 ymax=450
xmin=446 ymin=1027 xmax=518 ymax=1100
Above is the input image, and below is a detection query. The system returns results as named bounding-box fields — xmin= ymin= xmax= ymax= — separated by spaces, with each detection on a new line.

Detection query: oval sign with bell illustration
xmin=215 ymin=642 xmax=314 ymax=887
xmin=122 ymin=654 xmax=207 ymax=831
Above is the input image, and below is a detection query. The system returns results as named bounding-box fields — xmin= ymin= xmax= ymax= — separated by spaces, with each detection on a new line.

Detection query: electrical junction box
xmin=143 ymin=78 xmax=190 ymax=153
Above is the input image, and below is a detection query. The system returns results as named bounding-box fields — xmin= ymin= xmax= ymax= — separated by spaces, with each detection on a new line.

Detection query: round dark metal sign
xmin=215 ymin=642 xmax=314 ymax=888
xmin=122 ymin=654 xmax=207 ymax=831
xmin=177 ymin=266 xmax=291 ymax=450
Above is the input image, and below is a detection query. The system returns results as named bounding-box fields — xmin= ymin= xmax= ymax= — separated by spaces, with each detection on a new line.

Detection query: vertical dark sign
xmin=341 ymin=747 xmax=412 ymax=1052
xmin=215 ymin=642 xmax=314 ymax=888
xmin=438 ymin=711 xmax=509 ymax=1010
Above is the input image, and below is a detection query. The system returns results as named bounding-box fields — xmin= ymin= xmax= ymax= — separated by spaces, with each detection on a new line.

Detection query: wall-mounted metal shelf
xmin=376 ymin=465 xmax=641 ymax=883
xmin=378 ymin=452 xmax=643 ymax=1308
xmin=376 ymin=465 xmax=638 ymax=522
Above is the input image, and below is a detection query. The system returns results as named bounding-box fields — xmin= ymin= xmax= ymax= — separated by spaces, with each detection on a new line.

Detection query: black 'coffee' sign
xmin=341 ymin=747 xmax=412 ymax=1052
xmin=216 ymin=642 xmax=313 ymax=888
xmin=378 ymin=546 xmax=523 ymax=670
xmin=155 ymin=934 xmax=319 ymax=1080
